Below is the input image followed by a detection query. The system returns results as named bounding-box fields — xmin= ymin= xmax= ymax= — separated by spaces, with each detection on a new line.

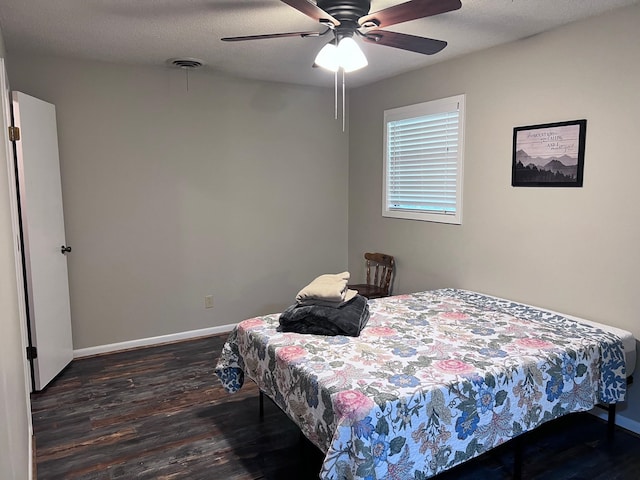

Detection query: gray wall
xmin=348 ymin=4 xmax=640 ymax=427
xmin=6 ymin=55 xmax=349 ymax=349
xmin=0 ymin=27 xmax=32 ymax=480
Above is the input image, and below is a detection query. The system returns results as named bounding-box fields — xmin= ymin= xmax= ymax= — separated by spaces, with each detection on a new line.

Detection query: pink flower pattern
xmin=434 ymin=359 xmax=475 ymax=374
xmin=441 ymin=311 xmax=469 ymax=321
xmin=365 ymin=326 xmax=397 ymax=337
xmin=334 ymin=390 xmax=375 ymax=422
xmin=517 ymin=337 xmax=554 ymax=349
xmin=277 ymin=345 xmax=306 ymax=363
xmin=239 ymin=318 xmax=265 ymax=330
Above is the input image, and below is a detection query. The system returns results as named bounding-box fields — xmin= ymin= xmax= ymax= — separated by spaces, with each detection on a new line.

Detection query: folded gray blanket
xmin=277 ymin=294 xmax=370 ymax=337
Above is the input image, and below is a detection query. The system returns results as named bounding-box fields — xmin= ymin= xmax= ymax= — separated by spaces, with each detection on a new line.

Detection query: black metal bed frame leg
xmin=607 ymin=403 xmax=616 ymax=440
xmin=513 ymin=436 xmax=523 ymax=480
xmin=259 ymin=390 xmax=264 ymax=420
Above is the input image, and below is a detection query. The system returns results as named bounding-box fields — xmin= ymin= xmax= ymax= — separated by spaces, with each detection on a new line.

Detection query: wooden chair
xmin=348 ymin=253 xmax=395 ymax=299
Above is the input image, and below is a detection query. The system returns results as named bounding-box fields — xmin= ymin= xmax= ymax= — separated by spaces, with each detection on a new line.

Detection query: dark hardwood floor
xmin=32 ymin=334 xmax=640 ymax=480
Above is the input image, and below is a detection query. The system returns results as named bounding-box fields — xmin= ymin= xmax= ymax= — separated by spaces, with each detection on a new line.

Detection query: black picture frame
xmin=512 ymin=119 xmax=586 ymax=187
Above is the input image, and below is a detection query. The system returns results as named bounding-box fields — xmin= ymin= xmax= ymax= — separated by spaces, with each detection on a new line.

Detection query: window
xmin=383 ymin=94 xmax=465 ymax=224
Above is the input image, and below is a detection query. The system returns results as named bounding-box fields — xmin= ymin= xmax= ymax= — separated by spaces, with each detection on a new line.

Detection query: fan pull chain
xmin=334 ymin=69 xmax=338 ymax=120
xmin=342 ymin=69 xmax=346 ymax=132
xmin=331 ymin=69 xmax=346 ymax=132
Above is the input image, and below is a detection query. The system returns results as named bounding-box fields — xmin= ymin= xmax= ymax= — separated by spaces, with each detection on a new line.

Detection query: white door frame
xmin=0 ymin=57 xmax=34 ymax=479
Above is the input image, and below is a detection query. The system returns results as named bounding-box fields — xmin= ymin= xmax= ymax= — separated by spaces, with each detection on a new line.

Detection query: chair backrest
xmin=364 ymin=252 xmax=395 ymax=296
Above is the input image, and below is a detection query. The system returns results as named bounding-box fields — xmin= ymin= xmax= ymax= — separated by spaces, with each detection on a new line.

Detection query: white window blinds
xmin=383 ymin=95 xmax=465 ymax=224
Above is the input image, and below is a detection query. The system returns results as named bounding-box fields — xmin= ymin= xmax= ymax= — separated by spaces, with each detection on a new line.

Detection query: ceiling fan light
xmin=314 ymin=42 xmax=339 ymax=72
xmin=337 ymin=37 xmax=368 ymax=73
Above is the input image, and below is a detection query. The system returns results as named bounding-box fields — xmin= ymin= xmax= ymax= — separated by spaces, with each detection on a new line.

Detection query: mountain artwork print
xmin=512 ymin=119 xmax=586 ymax=187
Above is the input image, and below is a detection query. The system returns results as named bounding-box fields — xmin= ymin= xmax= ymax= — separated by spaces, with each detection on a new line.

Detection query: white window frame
xmin=383 ymin=94 xmax=465 ymax=224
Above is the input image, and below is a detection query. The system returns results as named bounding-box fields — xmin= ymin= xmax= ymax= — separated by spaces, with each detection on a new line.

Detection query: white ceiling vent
xmin=167 ymin=58 xmax=205 ymax=91
xmin=167 ymin=58 xmax=204 ymax=69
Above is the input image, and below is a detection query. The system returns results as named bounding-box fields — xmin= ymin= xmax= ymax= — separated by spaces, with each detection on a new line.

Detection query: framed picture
xmin=512 ymin=119 xmax=586 ymax=187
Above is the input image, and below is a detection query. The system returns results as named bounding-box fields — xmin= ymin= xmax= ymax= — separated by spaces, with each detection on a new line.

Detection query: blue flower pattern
xmin=476 ymin=386 xmax=495 ymax=414
xmin=562 ymin=356 xmax=577 ymax=381
xmin=392 ymin=346 xmax=417 ymax=357
xmin=545 ymin=374 xmax=564 ymax=402
xmin=389 ymin=374 xmax=420 ymax=388
xmin=371 ymin=433 xmax=390 ymax=466
xmin=353 ymin=416 xmax=375 ymax=439
xmin=471 ymin=327 xmax=495 ymax=336
xmin=455 ymin=410 xmax=480 ymax=440
xmin=479 ymin=347 xmax=508 ymax=358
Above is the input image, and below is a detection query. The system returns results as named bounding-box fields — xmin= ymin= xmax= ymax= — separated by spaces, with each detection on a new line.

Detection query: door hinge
xmin=26 ymin=346 xmax=38 ymax=361
xmin=8 ymin=126 xmax=20 ymax=142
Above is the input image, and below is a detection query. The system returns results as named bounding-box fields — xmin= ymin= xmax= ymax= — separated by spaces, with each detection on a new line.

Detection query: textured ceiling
xmin=0 ymin=0 xmax=637 ymax=88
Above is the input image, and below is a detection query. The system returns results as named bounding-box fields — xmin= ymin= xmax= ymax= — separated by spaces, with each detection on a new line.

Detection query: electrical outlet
xmin=205 ymin=295 xmax=214 ymax=309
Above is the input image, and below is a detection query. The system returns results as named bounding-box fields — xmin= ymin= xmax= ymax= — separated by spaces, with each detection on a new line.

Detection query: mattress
xmin=571 ymin=317 xmax=635 ymax=377
xmin=482 ymin=292 xmax=636 ymax=377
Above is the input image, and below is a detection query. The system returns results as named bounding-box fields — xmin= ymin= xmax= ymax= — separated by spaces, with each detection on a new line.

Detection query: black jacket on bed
xmin=277 ymin=294 xmax=370 ymax=337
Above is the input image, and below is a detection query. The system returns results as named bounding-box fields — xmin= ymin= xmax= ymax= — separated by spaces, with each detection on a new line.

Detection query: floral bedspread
xmin=215 ymin=289 xmax=626 ymax=480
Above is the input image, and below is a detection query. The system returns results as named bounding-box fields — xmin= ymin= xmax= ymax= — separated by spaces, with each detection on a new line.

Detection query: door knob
xmin=61 ymin=245 xmax=72 ymax=254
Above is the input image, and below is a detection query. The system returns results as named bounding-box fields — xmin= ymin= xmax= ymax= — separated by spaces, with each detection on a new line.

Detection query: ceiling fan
xmin=222 ymin=0 xmax=462 ymax=72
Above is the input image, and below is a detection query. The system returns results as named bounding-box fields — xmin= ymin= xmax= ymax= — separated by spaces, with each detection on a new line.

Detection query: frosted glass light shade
xmin=337 ymin=37 xmax=368 ymax=72
xmin=315 ymin=37 xmax=368 ymax=73
xmin=314 ymin=43 xmax=339 ymax=72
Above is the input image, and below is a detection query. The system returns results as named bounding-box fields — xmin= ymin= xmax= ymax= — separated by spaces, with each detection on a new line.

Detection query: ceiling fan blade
xmin=359 ymin=0 xmax=461 ymax=28
xmin=281 ymin=0 xmax=340 ymax=26
xmin=222 ymin=31 xmax=322 ymax=42
xmin=362 ymin=30 xmax=447 ymax=55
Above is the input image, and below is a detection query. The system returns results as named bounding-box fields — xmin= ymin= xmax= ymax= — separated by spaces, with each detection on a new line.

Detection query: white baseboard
xmin=590 ymin=408 xmax=640 ymax=436
xmin=73 ymin=323 xmax=237 ymax=358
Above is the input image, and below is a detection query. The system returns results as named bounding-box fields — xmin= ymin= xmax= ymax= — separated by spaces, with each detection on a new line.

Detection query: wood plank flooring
xmin=31 ymin=334 xmax=640 ymax=479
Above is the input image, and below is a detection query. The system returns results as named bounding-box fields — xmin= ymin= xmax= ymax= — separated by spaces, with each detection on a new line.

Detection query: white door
xmin=12 ymin=91 xmax=73 ymax=391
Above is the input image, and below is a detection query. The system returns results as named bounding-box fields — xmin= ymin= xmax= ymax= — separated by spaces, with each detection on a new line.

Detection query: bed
xmin=215 ymin=288 xmax=632 ymax=479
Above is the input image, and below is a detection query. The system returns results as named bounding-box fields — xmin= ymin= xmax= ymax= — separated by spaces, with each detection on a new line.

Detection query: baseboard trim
xmin=590 ymin=409 xmax=640 ymax=436
xmin=73 ymin=324 xmax=237 ymax=358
